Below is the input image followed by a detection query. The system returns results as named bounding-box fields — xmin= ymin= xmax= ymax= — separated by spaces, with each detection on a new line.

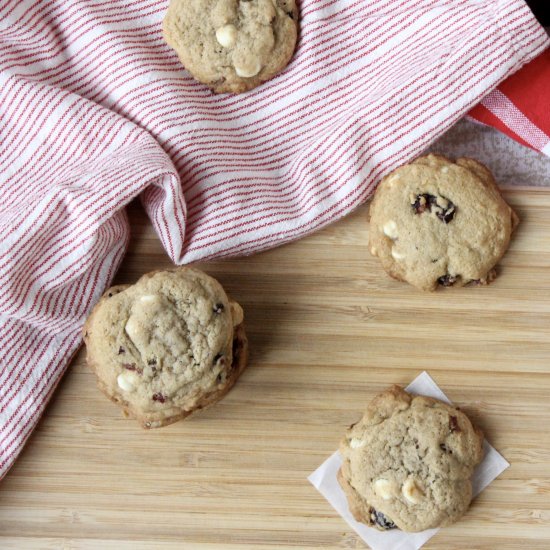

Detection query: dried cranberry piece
xmin=412 ymin=193 xmax=434 ymax=214
xmin=152 ymin=393 xmax=166 ymax=403
xmin=468 ymin=269 xmax=496 ymax=286
xmin=123 ymin=363 xmax=142 ymax=374
xmin=438 ymin=274 xmax=458 ymax=287
xmin=369 ymin=507 xmax=396 ymax=530
xmin=412 ymin=193 xmax=455 ymax=223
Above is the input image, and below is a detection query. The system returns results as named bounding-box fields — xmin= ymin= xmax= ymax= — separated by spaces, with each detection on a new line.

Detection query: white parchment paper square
xmin=308 ymin=371 xmax=510 ymax=550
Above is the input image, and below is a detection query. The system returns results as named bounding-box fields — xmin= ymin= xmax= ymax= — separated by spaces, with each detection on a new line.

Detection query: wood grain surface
xmin=1 ymin=189 xmax=549 ymax=549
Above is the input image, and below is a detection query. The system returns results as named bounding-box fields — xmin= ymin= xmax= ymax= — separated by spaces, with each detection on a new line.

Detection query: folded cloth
xmin=469 ymin=46 xmax=550 ymax=155
xmin=0 ymin=0 xmax=547 ymax=479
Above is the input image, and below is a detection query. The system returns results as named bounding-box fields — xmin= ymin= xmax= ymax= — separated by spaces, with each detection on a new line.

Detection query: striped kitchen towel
xmin=470 ymin=45 xmax=550 ymax=155
xmin=0 ymin=0 xmax=548 ymax=479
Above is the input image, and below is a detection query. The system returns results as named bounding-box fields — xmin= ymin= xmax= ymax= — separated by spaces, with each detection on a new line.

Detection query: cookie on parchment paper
xmin=368 ymin=154 xmax=519 ymax=291
xmin=163 ymin=0 xmax=298 ymax=93
xmin=83 ymin=267 xmax=248 ymax=428
xmin=338 ymin=385 xmax=484 ymax=532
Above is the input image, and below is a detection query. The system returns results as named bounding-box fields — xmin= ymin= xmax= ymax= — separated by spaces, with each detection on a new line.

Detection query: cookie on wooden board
xmin=338 ymin=385 xmax=484 ymax=532
xmin=83 ymin=267 xmax=248 ymax=428
xmin=368 ymin=154 xmax=519 ymax=291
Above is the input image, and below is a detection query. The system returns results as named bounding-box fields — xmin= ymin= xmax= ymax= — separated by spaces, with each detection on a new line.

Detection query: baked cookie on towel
xmin=83 ymin=268 xmax=248 ymax=428
xmin=163 ymin=0 xmax=298 ymax=93
xmin=338 ymin=385 xmax=484 ymax=533
xmin=368 ymin=155 xmax=519 ymax=291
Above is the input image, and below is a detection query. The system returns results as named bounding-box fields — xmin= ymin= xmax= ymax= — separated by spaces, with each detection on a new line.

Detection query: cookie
xmin=163 ymin=0 xmax=298 ymax=93
xmin=338 ymin=385 xmax=484 ymax=533
xmin=368 ymin=154 xmax=519 ymax=291
xmin=83 ymin=267 xmax=248 ymax=428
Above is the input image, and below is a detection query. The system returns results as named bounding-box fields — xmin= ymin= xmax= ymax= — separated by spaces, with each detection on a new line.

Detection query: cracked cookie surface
xmin=163 ymin=0 xmax=298 ymax=93
xmin=84 ymin=267 xmax=247 ymax=428
xmin=368 ymin=154 xmax=519 ymax=291
xmin=338 ymin=386 xmax=484 ymax=532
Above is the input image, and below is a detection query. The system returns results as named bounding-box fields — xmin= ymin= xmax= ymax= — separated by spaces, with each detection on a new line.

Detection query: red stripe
xmin=0 ymin=5 xmax=167 ymax=68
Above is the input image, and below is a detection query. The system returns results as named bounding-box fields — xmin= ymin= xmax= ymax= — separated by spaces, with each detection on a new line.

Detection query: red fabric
xmin=469 ymin=46 xmax=550 ymax=154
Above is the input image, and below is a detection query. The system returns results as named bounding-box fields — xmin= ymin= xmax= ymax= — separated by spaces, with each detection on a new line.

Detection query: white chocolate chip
xmin=216 ymin=24 xmax=237 ymax=48
xmin=117 ymin=373 xmax=136 ymax=393
xmin=349 ymin=438 xmax=365 ymax=449
xmin=382 ymin=220 xmax=398 ymax=239
xmin=402 ymin=477 xmax=425 ymax=504
xmin=391 ymin=247 xmax=405 ymax=260
xmin=441 ymin=166 xmax=449 ymax=174
xmin=234 ymin=58 xmax=262 ymax=78
xmin=125 ymin=317 xmax=139 ymax=339
xmin=387 ymin=174 xmax=400 ymax=187
xmin=140 ymin=294 xmax=157 ymax=304
xmin=373 ymin=479 xmax=394 ymax=500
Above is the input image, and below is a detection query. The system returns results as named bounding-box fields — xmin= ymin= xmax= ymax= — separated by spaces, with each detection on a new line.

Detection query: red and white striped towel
xmin=470 ymin=44 xmax=550 ymax=155
xmin=0 ymin=0 xmax=548 ymax=479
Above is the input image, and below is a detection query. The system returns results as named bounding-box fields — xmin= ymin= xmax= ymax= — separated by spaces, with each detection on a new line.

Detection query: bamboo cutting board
xmin=1 ymin=189 xmax=550 ymax=549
